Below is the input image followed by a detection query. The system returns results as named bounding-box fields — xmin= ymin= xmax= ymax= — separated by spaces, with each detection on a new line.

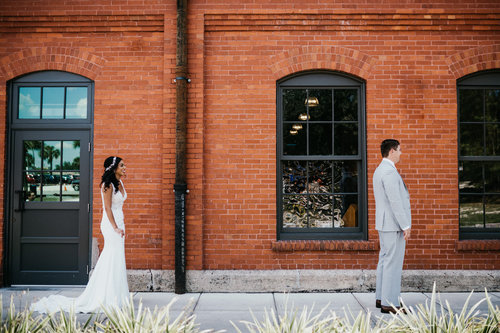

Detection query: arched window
xmin=458 ymin=70 xmax=500 ymax=239
xmin=277 ymin=71 xmax=366 ymax=240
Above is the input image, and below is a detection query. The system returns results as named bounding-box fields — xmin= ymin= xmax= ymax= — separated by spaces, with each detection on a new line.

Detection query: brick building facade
xmin=0 ymin=0 xmax=499 ymax=291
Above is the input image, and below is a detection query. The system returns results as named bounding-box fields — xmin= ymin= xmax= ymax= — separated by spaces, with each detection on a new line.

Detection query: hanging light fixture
xmin=304 ymin=96 xmax=319 ymax=107
xmin=298 ymin=113 xmax=310 ymax=121
xmin=292 ymin=124 xmax=303 ymax=130
xmin=289 ymin=129 xmax=298 ymax=135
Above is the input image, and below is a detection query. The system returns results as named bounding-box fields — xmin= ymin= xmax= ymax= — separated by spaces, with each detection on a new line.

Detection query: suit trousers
xmin=375 ymin=230 xmax=406 ymax=307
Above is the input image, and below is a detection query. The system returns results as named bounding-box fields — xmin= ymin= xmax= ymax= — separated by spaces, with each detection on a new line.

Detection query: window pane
xmin=71 ymin=174 xmax=80 ymax=191
xmin=459 ymin=89 xmax=483 ymax=122
xmin=308 ymin=89 xmax=332 ymax=121
xmin=460 ymin=123 xmax=483 ymax=156
xmin=66 ymin=87 xmax=88 ymax=119
xmin=485 ymin=195 xmax=500 ymax=228
xmin=19 ymin=87 xmax=41 ymax=119
xmin=283 ymin=123 xmax=306 ymax=155
xmin=485 ymin=89 xmax=500 ymax=123
xmin=308 ymin=161 xmax=332 ymax=193
xmin=334 ymin=161 xmax=358 ymax=193
xmin=335 ymin=89 xmax=358 ymax=121
xmin=485 ymin=124 xmax=500 ymax=156
xmin=283 ymin=89 xmax=307 ymax=121
xmin=24 ymin=172 xmax=41 ymax=201
xmin=485 ymin=162 xmax=500 ymax=193
xmin=62 ymin=141 xmax=80 ymax=170
xmin=309 ymin=123 xmax=332 ymax=155
xmin=460 ymin=195 xmax=483 ymax=228
xmin=283 ymin=195 xmax=307 ymax=228
xmin=338 ymin=194 xmax=358 ymax=227
xmin=42 ymin=87 xmax=64 ymax=119
xmin=282 ymin=161 xmax=307 ymax=194
xmin=334 ymin=123 xmax=358 ymax=155
xmin=459 ymin=161 xmax=483 ymax=193
xmin=62 ymin=172 xmax=79 ymax=202
xmin=24 ymin=140 xmax=42 ymax=170
xmin=42 ymin=172 xmax=60 ymax=201
xmin=309 ymin=194 xmax=332 ymax=228
xmin=43 ymin=141 xmax=62 ymax=171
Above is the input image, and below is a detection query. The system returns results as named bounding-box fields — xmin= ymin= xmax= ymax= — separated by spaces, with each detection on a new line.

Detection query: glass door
xmin=10 ymin=130 xmax=90 ymax=285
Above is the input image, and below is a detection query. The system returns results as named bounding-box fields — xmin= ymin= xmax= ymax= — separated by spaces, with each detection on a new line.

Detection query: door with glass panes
xmin=11 ymin=131 xmax=90 ymax=284
xmin=7 ymin=71 xmax=92 ymax=285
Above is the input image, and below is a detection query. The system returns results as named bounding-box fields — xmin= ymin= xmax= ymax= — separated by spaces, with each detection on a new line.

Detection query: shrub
xmin=0 ymin=295 xmax=211 ymax=333
xmin=1 ymin=284 xmax=498 ymax=333
xmin=232 ymin=284 xmax=500 ymax=333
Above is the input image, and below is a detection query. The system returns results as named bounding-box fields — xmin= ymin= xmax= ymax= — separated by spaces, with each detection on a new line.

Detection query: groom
xmin=373 ymin=139 xmax=411 ymax=314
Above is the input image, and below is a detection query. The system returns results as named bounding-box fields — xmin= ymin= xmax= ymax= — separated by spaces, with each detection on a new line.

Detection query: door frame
xmin=4 ymin=71 xmax=94 ymax=286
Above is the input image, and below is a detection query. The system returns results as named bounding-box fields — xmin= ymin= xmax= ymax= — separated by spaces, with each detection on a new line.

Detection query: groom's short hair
xmin=380 ymin=139 xmax=400 ymax=157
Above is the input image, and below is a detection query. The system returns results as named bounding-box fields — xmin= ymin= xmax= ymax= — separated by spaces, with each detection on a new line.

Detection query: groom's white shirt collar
xmin=383 ymin=158 xmax=395 ymax=169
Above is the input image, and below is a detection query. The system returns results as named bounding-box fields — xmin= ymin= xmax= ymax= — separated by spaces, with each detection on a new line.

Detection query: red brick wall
xmin=0 ymin=0 xmax=499 ymax=283
xmin=0 ymin=1 xmax=177 ymax=274
xmin=194 ymin=2 xmax=500 ymax=270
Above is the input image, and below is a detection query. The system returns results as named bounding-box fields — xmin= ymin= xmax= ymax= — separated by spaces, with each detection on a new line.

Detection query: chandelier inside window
xmin=304 ymin=96 xmax=319 ymax=108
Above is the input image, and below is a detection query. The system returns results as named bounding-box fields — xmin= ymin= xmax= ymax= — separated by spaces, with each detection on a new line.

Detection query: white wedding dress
xmin=31 ymin=180 xmax=130 ymax=313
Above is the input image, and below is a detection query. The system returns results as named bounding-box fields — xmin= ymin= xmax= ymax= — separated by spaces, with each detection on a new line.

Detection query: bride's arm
xmin=102 ymin=186 xmax=125 ymax=237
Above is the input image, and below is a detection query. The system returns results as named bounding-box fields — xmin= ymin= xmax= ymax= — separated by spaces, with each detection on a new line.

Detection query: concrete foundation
xmin=126 ymin=270 xmax=500 ymax=292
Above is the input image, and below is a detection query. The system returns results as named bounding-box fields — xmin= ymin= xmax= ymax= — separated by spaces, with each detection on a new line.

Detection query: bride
xmin=31 ymin=156 xmax=130 ymax=313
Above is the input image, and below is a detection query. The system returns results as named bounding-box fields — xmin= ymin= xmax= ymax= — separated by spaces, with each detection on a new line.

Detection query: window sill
xmin=271 ymin=240 xmax=378 ymax=252
xmin=456 ymin=240 xmax=500 ymax=251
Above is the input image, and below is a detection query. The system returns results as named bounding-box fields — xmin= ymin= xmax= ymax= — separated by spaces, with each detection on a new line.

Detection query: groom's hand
xmin=403 ymin=229 xmax=411 ymax=240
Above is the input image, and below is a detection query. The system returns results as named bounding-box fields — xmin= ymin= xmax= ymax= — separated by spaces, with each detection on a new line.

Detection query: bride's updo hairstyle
xmin=100 ymin=156 xmax=122 ymax=193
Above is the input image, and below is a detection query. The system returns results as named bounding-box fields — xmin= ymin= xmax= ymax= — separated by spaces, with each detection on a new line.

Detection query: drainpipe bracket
xmin=173 ymin=184 xmax=189 ymax=194
xmin=173 ymin=77 xmax=191 ymax=83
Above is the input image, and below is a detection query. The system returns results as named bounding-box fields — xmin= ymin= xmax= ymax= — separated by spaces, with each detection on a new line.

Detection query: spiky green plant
xmin=46 ymin=307 xmax=100 ymax=333
xmin=0 ymin=295 xmax=49 ymax=333
xmin=231 ymin=295 xmax=351 ymax=333
xmin=232 ymin=285 xmax=500 ymax=333
xmin=96 ymin=295 xmax=213 ymax=333
xmin=1 ymin=286 xmax=499 ymax=333
xmin=378 ymin=283 xmax=500 ymax=333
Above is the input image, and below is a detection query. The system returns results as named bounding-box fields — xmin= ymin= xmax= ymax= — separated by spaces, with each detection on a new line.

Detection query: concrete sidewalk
xmin=1 ymin=287 xmax=499 ymax=332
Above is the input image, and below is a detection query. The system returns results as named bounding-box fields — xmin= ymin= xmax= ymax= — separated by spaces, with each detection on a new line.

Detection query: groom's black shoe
xmin=381 ymin=305 xmax=408 ymax=314
xmin=376 ymin=299 xmax=381 ymax=308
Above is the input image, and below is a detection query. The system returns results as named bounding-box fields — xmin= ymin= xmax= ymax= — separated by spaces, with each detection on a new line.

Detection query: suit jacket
xmin=373 ymin=159 xmax=411 ymax=231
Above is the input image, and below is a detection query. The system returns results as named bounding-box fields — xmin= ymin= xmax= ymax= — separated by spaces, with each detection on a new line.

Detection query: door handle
xmin=14 ymin=190 xmax=25 ymax=212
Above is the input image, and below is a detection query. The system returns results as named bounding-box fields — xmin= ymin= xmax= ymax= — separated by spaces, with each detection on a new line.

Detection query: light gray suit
xmin=373 ymin=159 xmax=411 ymax=307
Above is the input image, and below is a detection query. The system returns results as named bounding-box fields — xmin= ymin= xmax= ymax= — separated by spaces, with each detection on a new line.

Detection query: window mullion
xmin=306 ymin=161 xmax=311 ymax=228
xmin=63 ymin=87 xmax=67 ymax=119
xmin=483 ymin=89 xmax=486 ymax=156
xmin=39 ymin=87 xmax=44 ymax=119
xmin=306 ymin=89 xmax=310 ymax=156
xmin=332 ymin=88 xmax=335 ymax=156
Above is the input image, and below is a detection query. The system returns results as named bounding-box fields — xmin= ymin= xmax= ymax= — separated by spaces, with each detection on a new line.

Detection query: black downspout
xmin=174 ymin=0 xmax=188 ymax=294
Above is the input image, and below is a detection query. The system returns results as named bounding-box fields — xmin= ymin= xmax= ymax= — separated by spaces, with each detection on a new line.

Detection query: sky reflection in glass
xmin=19 ymin=87 xmax=41 ymax=119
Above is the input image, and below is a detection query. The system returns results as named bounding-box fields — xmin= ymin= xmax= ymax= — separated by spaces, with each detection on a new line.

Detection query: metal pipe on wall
xmin=174 ymin=0 xmax=188 ymax=294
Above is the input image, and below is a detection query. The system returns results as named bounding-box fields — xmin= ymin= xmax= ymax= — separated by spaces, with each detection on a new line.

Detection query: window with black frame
xmin=458 ymin=71 xmax=500 ymax=239
xmin=278 ymin=72 xmax=366 ymax=240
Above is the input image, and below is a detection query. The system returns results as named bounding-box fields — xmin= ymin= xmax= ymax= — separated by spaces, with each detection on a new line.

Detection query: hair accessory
xmin=105 ymin=156 xmax=117 ymax=172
